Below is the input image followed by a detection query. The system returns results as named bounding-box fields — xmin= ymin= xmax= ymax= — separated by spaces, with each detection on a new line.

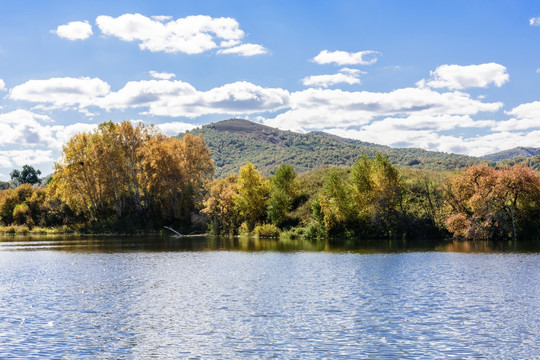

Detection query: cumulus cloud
xmin=96 ymin=13 xmax=260 ymax=55
xmin=7 ymin=76 xmax=289 ymax=118
xmin=312 ymin=50 xmax=380 ymax=66
xmin=155 ymin=122 xmax=197 ymax=136
xmin=0 ymin=150 xmax=54 ymax=169
xmin=135 ymin=81 xmax=290 ymax=118
xmin=302 ymin=68 xmax=365 ymax=87
xmin=217 ymin=43 xmax=269 ymax=56
xmin=0 ymin=79 xmax=5 ymax=91
xmin=264 ymin=87 xmax=502 ymax=131
xmin=0 ymin=109 xmax=97 ymax=150
xmin=9 ymin=77 xmax=110 ymax=110
xmin=496 ymin=101 xmax=540 ymax=130
xmin=53 ymin=20 xmax=93 ymax=40
xmin=418 ymin=63 xmax=509 ymax=90
xmin=530 ymin=17 xmax=540 ymax=26
xmin=325 ymin=126 xmax=540 ymax=157
xmin=149 ymin=70 xmax=176 ymax=80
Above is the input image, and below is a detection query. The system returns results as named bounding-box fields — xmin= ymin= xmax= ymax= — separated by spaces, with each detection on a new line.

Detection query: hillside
xmin=481 ymin=147 xmax=540 ymax=162
xmin=181 ymin=119 xmax=481 ymax=177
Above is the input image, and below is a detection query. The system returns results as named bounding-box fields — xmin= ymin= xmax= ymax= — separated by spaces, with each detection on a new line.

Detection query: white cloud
xmin=96 ymin=79 xmax=197 ymax=111
xmin=140 ymin=81 xmax=290 ymax=117
xmin=217 ymin=43 xmax=269 ymax=56
xmin=418 ymin=63 xmax=509 ymax=90
xmin=0 ymin=150 xmax=54 ymax=169
xmin=530 ymin=17 xmax=540 ymax=26
xmin=302 ymin=68 xmax=364 ymax=87
xmin=325 ymin=126 xmax=540 ymax=157
xmin=0 ymin=109 xmax=97 ymax=150
xmin=155 ymin=122 xmax=197 ymax=136
xmin=0 ymin=79 xmax=5 ymax=91
xmin=7 ymin=77 xmax=289 ymax=118
xmin=53 ymin=20 xmax=93 ymax=40
xmin=9 ymin=77 xmax=110 ymax=110
xmin=312 ymin=50 xmax=380 ymax=65
xmin=96 ymin=13 xmax=248 ymax=55
xmin=497 ymin=101 xmax=540 ymax=130
xmin=149 ymin=70 xmax=176 ymax=80
xmin=264 ymin=87 xmax=502 ymax=131
xmin=151 ymin=15 xmax=172 ymax=22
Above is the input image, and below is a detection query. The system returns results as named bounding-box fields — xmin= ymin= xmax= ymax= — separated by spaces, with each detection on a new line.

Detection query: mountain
xmin=181 ymin=119 xmax=481 ymax=177
xmin=481 ymin=147 xmax=540 ymax=162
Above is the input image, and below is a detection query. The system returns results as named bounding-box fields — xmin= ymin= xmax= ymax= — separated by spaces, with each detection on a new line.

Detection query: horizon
xmin=1 ymin=1 xmax=540 ymax=180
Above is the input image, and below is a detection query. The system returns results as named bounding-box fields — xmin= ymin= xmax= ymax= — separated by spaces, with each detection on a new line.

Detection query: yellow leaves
xmin=53 ymin=121 xmax=214 ymax=221
xmin=234 ymin=162 xmax=269 ymax=231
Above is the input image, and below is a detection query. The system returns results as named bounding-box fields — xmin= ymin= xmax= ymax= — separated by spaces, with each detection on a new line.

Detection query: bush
xmin=254 ymin=223 xmax=280 ymax=238
xmin=304 ymin=222 xmax=326 ymax=241
xmin=13 ymin=202 xmax=32 ymax=226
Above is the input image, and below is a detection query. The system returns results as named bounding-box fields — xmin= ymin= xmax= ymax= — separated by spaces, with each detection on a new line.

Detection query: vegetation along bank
xmin=1 ymin=120 xmax=539 ymax=241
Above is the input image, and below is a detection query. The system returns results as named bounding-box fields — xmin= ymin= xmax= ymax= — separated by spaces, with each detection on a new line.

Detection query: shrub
xmin=254 ymin=223 xmax=280 ymax=238
xmin=13 ymin=202 xmax=32 ymax=226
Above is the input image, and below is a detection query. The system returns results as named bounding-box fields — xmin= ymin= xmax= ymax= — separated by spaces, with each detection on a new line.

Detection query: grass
xmin=0 ymin=225 xmax=78 ymax=235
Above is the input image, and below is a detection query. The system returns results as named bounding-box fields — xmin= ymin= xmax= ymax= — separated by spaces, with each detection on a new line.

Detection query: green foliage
xmin=10 ymin=165 xmax=42 ymax=185
xmin=181 ymin=118 xmax=481 ymax=178
xmin=254 ymin=223 xmax=281 ymax=238
xmin=482 ymin=146 xmax=540 ymax=162
xmin=0 ymin=181 xmax=12 ymax=190
xmin=268 ymin=164 xmax=298 ymax=227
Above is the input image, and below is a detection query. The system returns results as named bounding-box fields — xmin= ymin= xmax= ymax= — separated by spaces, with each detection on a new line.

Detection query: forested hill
xmin=481 ymin=147 xmax=540 ymax=162
xmin=181 ymin=118 xmax=481 ymax=177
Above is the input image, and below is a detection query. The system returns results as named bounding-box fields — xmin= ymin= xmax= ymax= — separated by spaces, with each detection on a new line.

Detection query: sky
xmin=1 ymin=0 xmax=540 ymax=180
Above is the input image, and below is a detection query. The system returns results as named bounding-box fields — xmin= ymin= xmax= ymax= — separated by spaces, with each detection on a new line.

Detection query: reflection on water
xmin=1 ymin=234 xmax=539 ymax=253
xmin=0 ymin=236 xmax=539 ymax=358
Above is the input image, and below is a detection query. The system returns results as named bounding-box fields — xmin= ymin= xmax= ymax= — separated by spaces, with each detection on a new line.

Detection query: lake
xmin=0 ymin=236 xmax=539 ymax=359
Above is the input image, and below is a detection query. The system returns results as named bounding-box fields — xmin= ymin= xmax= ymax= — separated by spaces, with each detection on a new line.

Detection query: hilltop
xmin=481 ymin=147 xmax=540 ymax=162
xmin=181 ymin=119 xmax=481 ymax=177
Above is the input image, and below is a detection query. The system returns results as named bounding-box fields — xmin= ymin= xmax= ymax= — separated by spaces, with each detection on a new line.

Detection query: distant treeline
xmin=1 ymin=121 xmax=540 ymax=241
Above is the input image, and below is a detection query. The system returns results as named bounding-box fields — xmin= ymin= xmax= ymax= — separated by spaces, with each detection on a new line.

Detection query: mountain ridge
xmin=181 ymin=119 xmax=485 ymax=177
xmin=481 ymin=146 xmax=540 ymax=162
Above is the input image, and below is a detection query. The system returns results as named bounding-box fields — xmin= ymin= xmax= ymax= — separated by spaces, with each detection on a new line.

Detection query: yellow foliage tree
xmin=234 ymin=162 xmax=269 ymax=231
xmin=53 ymin=121 xmax=213 ymax=223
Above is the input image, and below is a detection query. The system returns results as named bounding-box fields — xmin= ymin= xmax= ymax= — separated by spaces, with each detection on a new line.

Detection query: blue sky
xmin=1 ymin=0 xmax=540 ymax=179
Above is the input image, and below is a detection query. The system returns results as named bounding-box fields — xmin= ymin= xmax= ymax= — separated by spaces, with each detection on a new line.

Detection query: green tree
xmin=317 ymin=168 xmax=355 ymax=233
xmin=268 ymin=164 xmax=298 ymax=226
xmin=10 ymin=165 xmax=42 ymax=185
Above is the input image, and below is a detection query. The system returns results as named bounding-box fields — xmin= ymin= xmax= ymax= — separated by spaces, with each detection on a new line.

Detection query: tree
xmin=202 ymin=174 xmax=240 ymax=234
xmin=349 ymin=154 xmax=404 ymax=236
xmin=268 ymin=164 xmax=298 ymax=226
xmin=444 ymin=164 xmax=540 ymax=240
xmin=317 ymin=168 xmax=355 ymax=233
xmin=10 ymin=165 xmax=41 ymax=185
xmin=53 ymin=121 xmax=213 ymax=224
xmin=234 ymin=162 xmax=269 ymax=231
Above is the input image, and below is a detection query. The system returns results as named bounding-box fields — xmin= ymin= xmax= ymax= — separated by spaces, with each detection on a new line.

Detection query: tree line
xmin=1 ymin=121 xmax=539 ymax=241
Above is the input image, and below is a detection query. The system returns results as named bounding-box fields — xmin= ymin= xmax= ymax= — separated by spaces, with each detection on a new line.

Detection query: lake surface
xmin=0 ymin=236 xmax=539 ymax=359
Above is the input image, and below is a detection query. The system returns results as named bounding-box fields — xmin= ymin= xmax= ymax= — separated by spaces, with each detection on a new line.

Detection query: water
xmin=0 ymin=236 xmax=539 ymax=359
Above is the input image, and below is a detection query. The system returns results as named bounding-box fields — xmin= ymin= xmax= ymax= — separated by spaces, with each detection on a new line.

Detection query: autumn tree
xmin=444 ymin=164 xmax=540 ymax=240
xmin=202 ymin=174 xmax=240 ymax=234
xmin=53 ymin=121 xmax=213 ymax=225
xmin=234 ymin=162 xmax=270 ymax=231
